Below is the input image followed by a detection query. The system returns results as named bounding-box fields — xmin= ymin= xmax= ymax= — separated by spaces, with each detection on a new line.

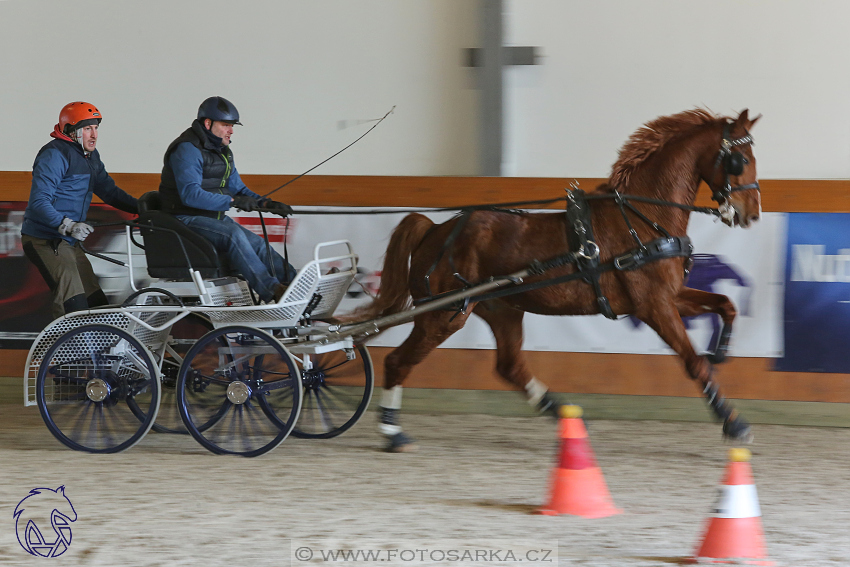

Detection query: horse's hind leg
xmin=380 ymin=310 xmax=472 ymax=452
xmin=675 ymin=287 xmax=737 ymax=364
xmin=638 ymin=298 xmax=752 ymax=442
xmin=473 ymin=301 xmax=562 ymax=417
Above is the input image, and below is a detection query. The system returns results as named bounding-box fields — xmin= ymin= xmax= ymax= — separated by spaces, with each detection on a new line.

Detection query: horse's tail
xmin=341 ymin=212 xmax=434 ymax=323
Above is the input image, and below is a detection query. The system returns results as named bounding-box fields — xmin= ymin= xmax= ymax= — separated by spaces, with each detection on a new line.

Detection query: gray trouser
xmin=21 ymin=234 xmax=108 ymax=319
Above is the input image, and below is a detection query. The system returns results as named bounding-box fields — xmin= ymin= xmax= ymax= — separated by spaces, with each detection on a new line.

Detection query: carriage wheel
xmin=176 ymin=326 xmax=302 ymax=457
xmin=153 ymin=314 xmax=214 ymax=434
xmin=35 ymin=324 xmax=161 ymax=453
xmin=292 ymin=344 xmax=374 ymax=439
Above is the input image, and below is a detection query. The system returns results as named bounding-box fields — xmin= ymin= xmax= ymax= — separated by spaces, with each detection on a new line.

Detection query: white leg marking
xmin=524 ymin=377 xmax=548 ymax=407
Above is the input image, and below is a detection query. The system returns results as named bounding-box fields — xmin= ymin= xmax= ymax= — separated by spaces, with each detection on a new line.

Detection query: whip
xmin=261 ymin=105 xmax=396 ymax=199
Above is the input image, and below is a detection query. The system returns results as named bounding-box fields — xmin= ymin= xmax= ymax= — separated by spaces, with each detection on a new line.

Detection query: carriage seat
xmin=137 ymin=191 xmax=227 ymax=281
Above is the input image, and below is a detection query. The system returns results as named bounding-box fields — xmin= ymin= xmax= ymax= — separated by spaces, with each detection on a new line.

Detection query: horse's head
xmin=701 ymin=109 xmax=762 ymax=228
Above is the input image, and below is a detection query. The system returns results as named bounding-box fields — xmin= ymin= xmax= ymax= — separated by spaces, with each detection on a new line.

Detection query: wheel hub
xmin=302 ymin=370 xmax=325 ymax=390
xmin=226 ymin=381 xmax=252 ymax=405
xmin=85 ymin=378 xmax=111 ymax=402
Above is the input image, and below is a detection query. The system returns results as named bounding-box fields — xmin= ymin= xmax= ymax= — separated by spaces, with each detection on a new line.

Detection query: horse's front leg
xmin=674 ymin=287 xmax=737 ymax=364
xmin=638 ymin=298 xmax=752 ymax=443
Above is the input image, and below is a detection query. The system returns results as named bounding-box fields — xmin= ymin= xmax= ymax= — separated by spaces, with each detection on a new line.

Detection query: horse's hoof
xmin=385 ymin=432 xmax=418 ymax=453
xmin=722 ymin=417 xmax=754 ymax=444
xmin=537 ymin=394 xmax=562 ymax=419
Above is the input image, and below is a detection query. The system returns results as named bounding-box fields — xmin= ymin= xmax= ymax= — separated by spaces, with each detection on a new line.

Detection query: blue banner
xmin=775 ymin=213 xmax=850 ymax=372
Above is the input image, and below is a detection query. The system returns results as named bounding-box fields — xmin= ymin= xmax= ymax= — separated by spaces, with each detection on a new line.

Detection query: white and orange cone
xmin=539 ymin=405 xmax=621 ymax=518
xmin=693 ymin=448 xmax=773 ymax=565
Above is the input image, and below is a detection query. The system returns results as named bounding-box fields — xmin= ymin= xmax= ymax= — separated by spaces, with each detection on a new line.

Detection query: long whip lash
xmin=262 ymin=105 xmax=396 ymax=199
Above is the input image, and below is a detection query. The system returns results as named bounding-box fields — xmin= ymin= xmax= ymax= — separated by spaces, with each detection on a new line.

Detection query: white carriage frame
xmin=24 ymin=237 xmax=359 ymax=407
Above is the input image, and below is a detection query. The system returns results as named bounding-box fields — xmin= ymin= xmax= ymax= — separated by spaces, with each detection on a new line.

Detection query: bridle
xmin=710 ymin=121 xmax=759 ymax=203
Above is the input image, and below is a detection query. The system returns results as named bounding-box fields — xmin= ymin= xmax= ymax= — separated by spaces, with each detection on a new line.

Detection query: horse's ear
xmin=735 ymin=108 xmax=761 ymax=130
xmin=747 ymin=113 xmax=762 ymax=130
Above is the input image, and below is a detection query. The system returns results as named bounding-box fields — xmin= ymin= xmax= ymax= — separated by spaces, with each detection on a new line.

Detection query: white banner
xmin=232 ymin=209 xmax=785 ymax=358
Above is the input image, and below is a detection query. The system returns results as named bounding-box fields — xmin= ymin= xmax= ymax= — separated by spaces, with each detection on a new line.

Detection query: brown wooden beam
xmin=2 ymin=172 xmax=850 ymax=212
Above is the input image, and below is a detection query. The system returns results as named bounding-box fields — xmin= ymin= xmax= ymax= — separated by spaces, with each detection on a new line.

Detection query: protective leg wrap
xmin=707 ymin=323 xmax=733 ymax=364
xmin=378 ymin=407 xmax=401 ymax=436
xmin=703 ymin=380 xmax=732 ymax=421
xmin=704 ymin=380 xmax=753 ymax=442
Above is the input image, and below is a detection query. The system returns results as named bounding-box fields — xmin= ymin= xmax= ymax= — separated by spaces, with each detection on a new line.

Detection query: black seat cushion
xmin=137 ymin=192 xmax=226 ymax=280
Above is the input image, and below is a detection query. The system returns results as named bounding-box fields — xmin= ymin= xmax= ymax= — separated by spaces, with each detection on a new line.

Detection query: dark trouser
xmin=21 ymin=235 xmax=108 ymax=319
xmin=176 ymin=215 xmax=297 ymax=302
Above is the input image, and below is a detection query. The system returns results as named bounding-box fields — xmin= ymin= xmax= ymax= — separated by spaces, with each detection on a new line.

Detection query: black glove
xmin=231 ymin=195 xmax=259 ymax=212
xmin=259 ymin=198 xmax=294 ymax=217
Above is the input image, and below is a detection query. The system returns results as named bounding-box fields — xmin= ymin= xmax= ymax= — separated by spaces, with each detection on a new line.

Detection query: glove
xmin=259 ymin=198 xmax=294 ymax=217
xmin=58 ymin=217 xmax=94 ymax=241
xmin=231 ymin=195 xmax=259 ymax=212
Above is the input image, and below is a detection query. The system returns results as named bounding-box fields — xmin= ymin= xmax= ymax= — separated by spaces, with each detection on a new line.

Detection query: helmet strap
xmin=72 ymin=127 xmax=90 ymax=155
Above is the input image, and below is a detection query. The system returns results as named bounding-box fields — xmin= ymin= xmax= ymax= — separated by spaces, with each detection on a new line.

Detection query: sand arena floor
xmin=0 ymin=404 xmax=848 ymax=566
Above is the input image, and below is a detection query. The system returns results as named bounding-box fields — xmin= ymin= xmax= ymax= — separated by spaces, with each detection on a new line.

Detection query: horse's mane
xmin=608 ymin=108 xmax=721 ymax=190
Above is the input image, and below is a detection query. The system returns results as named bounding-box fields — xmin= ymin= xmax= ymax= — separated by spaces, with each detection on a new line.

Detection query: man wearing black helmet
xmin=159 ymin=96 xmax=296 ymax=302
xmin=21 ymin=101 xmax=138 ymax=317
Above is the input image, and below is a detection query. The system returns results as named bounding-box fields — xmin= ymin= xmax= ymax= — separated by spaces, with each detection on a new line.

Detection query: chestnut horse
xmin=355 ymin=109 xmax=761 ymax=452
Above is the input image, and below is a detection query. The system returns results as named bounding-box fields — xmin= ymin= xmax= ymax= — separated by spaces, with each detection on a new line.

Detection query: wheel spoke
xmin=177 ymin=326 xmax=301 ymax=456
xmin=36 ymin=324 xmax=160 ymax=453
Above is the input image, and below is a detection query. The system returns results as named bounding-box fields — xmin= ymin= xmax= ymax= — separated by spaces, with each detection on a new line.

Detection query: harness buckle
xmin=614 ymin=252 xmax=638 ymax=271
xmin=578 ymin=241 xmax=599 ymax=261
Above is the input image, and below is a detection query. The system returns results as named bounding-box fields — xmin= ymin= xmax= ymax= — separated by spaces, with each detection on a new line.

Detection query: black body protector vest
xmin=159 ymin=119 xmax=234 ymax=219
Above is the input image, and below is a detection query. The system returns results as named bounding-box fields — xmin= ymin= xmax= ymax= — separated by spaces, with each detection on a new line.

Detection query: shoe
xmin=272 ymin=283 xmax=287 ymax=303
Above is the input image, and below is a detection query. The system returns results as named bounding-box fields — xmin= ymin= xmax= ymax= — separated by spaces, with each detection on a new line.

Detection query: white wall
xmin=0 ymin=0 xmax=480 ymax=175
xmin=1 ymin=0 xmax=848 ymax=180
xmin=505 ymin=0 xmax=850 ymax=179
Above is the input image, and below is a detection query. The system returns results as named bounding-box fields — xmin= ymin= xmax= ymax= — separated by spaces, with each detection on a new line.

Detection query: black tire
xmin=176 ymin=326 xmax=302 ymax=457
xmin=35 ymin=324 xmax=160 ymax=453
xmin=152 ymin=314 xmax=214 ymax=434
xmin=292 ymin=344 xmax=374 ymax=439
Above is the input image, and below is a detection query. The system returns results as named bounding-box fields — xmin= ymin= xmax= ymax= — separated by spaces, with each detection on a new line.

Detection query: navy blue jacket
xmin=159 ymin=120 xmax=259 ymax=219
xmin=21 ymin=138 xmax=138 ymax=243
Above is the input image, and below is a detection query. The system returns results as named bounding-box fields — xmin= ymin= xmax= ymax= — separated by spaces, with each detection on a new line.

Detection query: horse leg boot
xmin=701 ymin=373 xmax=753 ymax=442
xmin=473 ymin=302 xmax=562 ymax=417
xmin=639 ymin=300 xmax=752 ymax=443
xmin=378 ymin=385 xmax=417 ymax=452
xmin=674 ymin=288 xmax=737 ymax=364
xmin=380 ymin=312 xmax=471 ymax=452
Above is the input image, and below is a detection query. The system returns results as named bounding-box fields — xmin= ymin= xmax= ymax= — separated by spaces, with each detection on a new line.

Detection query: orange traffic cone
xmin=692 ymin=448 xmax=773 ymax=565
xmin=539 ymin=405 xmax=621 ymax=518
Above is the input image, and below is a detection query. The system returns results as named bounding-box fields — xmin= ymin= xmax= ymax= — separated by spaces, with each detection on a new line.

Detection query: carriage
xmin=22 ymin=193 xmax=376 ymax=457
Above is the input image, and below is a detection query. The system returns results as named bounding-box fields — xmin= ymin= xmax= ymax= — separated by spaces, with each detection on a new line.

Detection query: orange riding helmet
xmin=58 ymin=101 xmax=102 ymax=135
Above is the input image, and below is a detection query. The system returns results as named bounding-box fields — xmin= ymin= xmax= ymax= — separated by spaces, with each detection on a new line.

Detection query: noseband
xmin=710 ymin=122 xmax=759 ymax=203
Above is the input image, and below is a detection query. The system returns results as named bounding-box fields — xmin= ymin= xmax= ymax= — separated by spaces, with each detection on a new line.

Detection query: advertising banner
xmin=775 ymin=213 xmax=850 ymax=372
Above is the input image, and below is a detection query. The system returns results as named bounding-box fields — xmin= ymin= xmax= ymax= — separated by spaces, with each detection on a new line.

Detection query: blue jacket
xmin=21 ymin=138 xmax=138 ymax=243
xmin=159 ymin=120 xmax=260 ymax=219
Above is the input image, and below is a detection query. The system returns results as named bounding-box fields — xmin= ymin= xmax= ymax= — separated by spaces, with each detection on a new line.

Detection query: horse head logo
xmin=13 ymin=486 xmax=78 ymax=558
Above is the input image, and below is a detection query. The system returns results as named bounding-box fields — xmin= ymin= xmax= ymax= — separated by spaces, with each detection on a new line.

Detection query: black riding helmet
xmin=197 ymin=96 xmax=242 ymax=125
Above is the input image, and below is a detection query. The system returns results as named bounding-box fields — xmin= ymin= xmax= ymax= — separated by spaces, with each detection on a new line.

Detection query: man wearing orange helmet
xmin=21 ymin=101 xmax=138 ymax=317
xmin=159 ymin=96 xmax=295 ymax=303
